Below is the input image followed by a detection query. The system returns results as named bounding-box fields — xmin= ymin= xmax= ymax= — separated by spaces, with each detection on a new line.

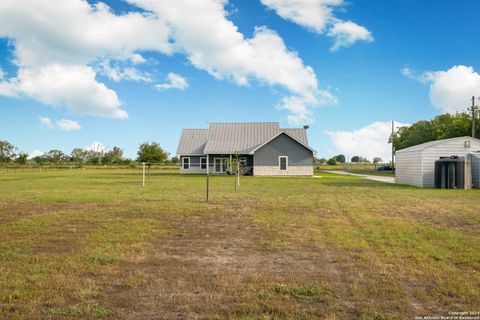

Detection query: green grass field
xmin=0 ymin=170 xmax=479 ymax=319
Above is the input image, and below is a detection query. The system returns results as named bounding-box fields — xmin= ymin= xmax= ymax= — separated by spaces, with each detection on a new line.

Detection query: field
xmin=0 ymin=170 xmax=479 ymax=319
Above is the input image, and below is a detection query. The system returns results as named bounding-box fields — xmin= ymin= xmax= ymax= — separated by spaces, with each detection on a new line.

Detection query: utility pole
xmin=391 ymin=120 xmax=395 ymax=170
xmin=470 ymin=96 xmax=479 ymax=138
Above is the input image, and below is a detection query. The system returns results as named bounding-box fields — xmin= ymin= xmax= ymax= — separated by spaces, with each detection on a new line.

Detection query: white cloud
xmin=39 ymin=115 xmax=81 ymax=131
xmin=261 ymin=0 xmax=373 ymax=51
xmin=128 ymin=0 xmax=335 ymax=123
xmin=0 ymin=0 xmax=170 ymax=119
xmin=0 ymin=0 xmax=335 ymax=123
xmin=28 ymin=150 xmax=44 ymax=159
xmin=402 ymin=65 xmax=480 ymax=114
xmin=55 ymin=119 xmax=81 ymax=131
xmin=327 ymin=21 xmax=373 ymax=51
xmin=326 ymin=121 xmax=407 ymax=161
xmin=155 ymin=73 xmax=189 ymax=91
xmin=39 ymin=116 xmax=54 ymax=129
xmin=86 ymin=141 xmax=106 ymax=153
xmin=97 ymin=60 xmax=152 ymax=83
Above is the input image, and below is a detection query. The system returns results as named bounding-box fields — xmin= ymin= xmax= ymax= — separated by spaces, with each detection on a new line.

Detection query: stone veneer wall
xmin=180 ymin=166 xmax=207 ymax=174
xmin=254 ymin=166 xmax=313 ymax=176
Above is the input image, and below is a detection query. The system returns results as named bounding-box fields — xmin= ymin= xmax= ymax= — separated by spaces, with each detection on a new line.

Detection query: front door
xmin=214 ymin=158 xmax=229 ymax=173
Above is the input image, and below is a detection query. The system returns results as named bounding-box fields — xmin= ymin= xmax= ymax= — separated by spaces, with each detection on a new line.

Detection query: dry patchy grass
xmin=0 ymin=170 xmax=478 ymax=319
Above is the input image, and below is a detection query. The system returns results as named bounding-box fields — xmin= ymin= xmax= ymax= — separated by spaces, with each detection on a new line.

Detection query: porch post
xmin=229 ymin=154 xmax=232 ymax=172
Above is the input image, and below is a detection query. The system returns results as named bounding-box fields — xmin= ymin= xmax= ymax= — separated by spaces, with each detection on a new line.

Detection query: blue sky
xmin=1 ymin=0 xmax=480 ymax=161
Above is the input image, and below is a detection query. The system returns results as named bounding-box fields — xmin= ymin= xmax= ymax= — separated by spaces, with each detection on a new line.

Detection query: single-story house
xmin=395 ymin=136 xmax=480 ymax=187
xmin=176 ymin=122 xmax=314 ymax=176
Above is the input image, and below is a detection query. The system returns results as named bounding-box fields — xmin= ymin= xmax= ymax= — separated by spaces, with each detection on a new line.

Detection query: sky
xmin=1 ymin=0 xmax=480 ymax=161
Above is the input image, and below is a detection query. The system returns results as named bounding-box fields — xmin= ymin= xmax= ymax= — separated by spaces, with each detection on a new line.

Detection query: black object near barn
xmin=434 ymin=156 xmax=466 ymax=189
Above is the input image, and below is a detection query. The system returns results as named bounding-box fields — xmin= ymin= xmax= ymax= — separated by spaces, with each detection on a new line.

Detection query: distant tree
xmin=335 ymin=154 xmax=346 ymax=163
xmin=0 ymin=140 xmax=17 ymax=163
xmin=103 ymin=146 xmax=123 ymax=164
xmin=137 ymin=142 xmax=168 ymax=163
xmin=351 ymin=156 xmax=360 ymax=163
xmin=15 ymin=153 xmax=28 ymax=165
xmin=44 ymin=150 xmax=66 ymax=163
xmin=319 ymin=158 xmax=327 ymax=165
xmin=373 ymin=157 xmax=382 ymax=164
xmin=171 ymin=156 xmax=179 ymax=164
xmin=327 ymin=157 xmax=337 ymax=165
xmin=70 ymin=148 xmax=87 ymax=162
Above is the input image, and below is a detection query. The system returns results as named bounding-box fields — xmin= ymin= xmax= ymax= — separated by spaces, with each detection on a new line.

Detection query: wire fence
xmin=315 ymin=163 xmax=394 ymax=175
xmin=0 ymin=163 xmax=180 ymax=174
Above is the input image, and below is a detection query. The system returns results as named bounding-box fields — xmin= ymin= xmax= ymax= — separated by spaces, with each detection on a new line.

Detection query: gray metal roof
xmin=176 ymin=122 xmax=311 ymax=155
xmin=176 ymin=129 xmax=209 ymax=155
xmin=396 ymin=136 xmax=480 ymax=153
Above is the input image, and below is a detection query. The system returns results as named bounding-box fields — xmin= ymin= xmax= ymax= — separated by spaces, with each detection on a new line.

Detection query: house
xmin=395 ymin=136 xmax=480 ymax=187
xmin=176 ymin=122 xmax=314 ymax=176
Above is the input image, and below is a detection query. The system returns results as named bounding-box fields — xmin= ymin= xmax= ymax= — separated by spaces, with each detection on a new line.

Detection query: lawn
xmin=0 ymin=170 xmax=479 ymax=319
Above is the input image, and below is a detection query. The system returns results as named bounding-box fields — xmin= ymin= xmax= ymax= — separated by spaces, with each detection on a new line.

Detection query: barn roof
xmin=176 ymin=122 xmax=311 ymax=155
xmin=396 ymin=136 xmax=480 ymax=153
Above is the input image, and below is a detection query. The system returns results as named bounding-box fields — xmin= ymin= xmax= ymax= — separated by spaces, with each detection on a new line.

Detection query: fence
xmin=315 ymin=163 xmax=394 ymax=174
xmin=0 ymin=163 xmax=180 ymax=174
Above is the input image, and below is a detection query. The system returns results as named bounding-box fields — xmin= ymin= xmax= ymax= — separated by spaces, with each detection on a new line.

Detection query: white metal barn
xmin=471 ymin=151 xmax=480 ymax=188
xmin=395 ymin=136 xmax=480 ymax=187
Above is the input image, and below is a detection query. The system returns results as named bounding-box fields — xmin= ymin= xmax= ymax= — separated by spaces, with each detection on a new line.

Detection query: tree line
xmin=316 ymin=154 xmax=383 ymax=166
xmin=0 ymin=141 xmax=179 ymax=165
xmin=393 ymin=112 xmax=479 ymax=150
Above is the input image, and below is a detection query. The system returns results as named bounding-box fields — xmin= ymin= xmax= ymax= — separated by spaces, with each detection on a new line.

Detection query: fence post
xmin=206 ymin=174 xmax=210 ymax=202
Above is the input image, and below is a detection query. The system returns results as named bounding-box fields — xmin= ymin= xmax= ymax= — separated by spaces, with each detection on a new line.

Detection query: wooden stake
xmin=206 ymin=174 xmax=210 ymax=202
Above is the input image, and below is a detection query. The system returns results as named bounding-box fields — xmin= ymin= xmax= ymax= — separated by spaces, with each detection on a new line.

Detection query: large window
xmin=279 ymin=156 xmax=288 ymax=171
xmin=200 ymin=157 xmax=207 ymax=169
xmin=182 ymin=157 xmax=190 ymax=170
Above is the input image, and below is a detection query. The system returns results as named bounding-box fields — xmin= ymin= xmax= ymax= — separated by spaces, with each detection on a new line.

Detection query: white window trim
xmin=200 ymin=157 xmax=207 ymax=169
xmin=182 ymin=157 xmax=190 ymax=170
xmin=279 ymin=156 xmax=288 ymax=171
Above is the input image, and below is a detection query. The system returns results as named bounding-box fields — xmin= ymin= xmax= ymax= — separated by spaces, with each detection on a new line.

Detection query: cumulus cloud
xmin=155 ymin=73 xmax=189 ymax=91
xmin=39 ymin=116 xmax=54 ymax=129
xmin=326 ymin=121 xmax=407 ymax=161
xmin=261 ymin=0 xmax=373 ymax=51
xmin=128 ymin=0 xmax=335 ymax=123
xmin=0 ymin=0 xmax=335 ymax=123
xmin=402 ymin=65 xmax=480 ymax=114
xmin=28 ymin=150 xmax=44 ymax=159
xmin=85 ymin=141 xmax=106 ymax=153
xmin=327 ymin=21 xmax=373 ymax=51
xmin=39 ymin=116 xmax=81 ymax=131
xmin=55 ymin=119 xmax=81 ymax=131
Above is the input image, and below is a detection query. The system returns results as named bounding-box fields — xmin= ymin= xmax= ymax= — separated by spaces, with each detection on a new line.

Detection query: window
xmin=279 ymin=156 xmax=288 ymax=171
xmin=239 ymin=157 xmax=247 ymax=167
xmin=182 ymin=157 xmax=190 ymax=170
xmin=200 ymin=157 xmax=207 ymax=169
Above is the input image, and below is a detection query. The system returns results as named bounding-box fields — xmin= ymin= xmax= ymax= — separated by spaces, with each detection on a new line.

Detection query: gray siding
xmin=396 ymin=137 xmax=480 ymax=187
xmin=180 ymin=155 xmax=207 ymax=174
xmin=395 ymin=151 xmax=423 ymax=187
xmin=254 ymin=133 xmax=313 ymax=167
xmin=470 ymin=153 xmax=480 ymax=188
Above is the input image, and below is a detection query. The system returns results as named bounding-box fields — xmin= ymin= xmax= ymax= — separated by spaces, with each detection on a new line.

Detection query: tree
xmin=137 ymin=142 xmax=168 ymax=163
xmin=327 ymin=157 xmax=337 ymax=165
xmin=15 ymin=153 xmax=28 ymax=165
xmin=70 ymin=148 xmax=87 ymax=162
xmin=0 ymin=140 xmax=17 ymax=163
xmin=44 ymin=150 xmax=66 ymax=163
xmin=351 ymin=156 xmax=360 ymax=163
xmin=335 ymin=154 xmax=346 ymax=163
xmin=373 ymin=157 xmax=382 ymax=164
xmin=171 ymin=156 xmax=179 ymax=164
xmin=393 ymin=112 xmax=479 ymax=150
xmin=103 ymin=146 xmax=123 ymax=164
